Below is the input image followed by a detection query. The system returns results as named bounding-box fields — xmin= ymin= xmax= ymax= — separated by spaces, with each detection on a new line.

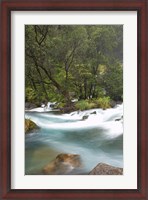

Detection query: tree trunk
xmin=39 ymin=65 xmax=71 ymax=103
xmin=84 ymin=78 xmax=87 ymax=99
xmin=30 ymin=78 xmax=37 ymax=91
xmin=36 ymin=66 xmax=49 ymax=100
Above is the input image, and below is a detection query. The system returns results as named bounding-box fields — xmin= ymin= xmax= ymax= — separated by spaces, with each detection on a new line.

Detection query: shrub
xmin=25 ymin=87 xmax=37 ymax=103
xmin=96 ymin=96 xmax=111 ymax=109
xmin=75 ymin=100 xmax=96 ymax=111
xmin=56 ymin=102 xmax=66 ymax=109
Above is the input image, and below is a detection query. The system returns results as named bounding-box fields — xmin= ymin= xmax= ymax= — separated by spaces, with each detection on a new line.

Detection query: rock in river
xmin=25 ymin=119 xmax=38 ymax=134
xmin=43 ymin=153 xmax=82 ymax=175
xmin=89 ymin=163 xmax=123 ymax=175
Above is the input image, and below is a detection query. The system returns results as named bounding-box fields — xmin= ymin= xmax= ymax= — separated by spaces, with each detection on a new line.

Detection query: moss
xmin=25 ymin=119 xmax=38 ymax=134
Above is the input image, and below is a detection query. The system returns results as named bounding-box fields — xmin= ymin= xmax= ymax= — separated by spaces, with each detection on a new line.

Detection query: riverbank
xmin=25 ymin=99 xmax=123 ymax=114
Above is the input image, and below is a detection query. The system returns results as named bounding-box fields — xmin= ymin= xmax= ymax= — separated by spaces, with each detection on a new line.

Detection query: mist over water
xmin=25 ymin=104 xmax=123 ymax=175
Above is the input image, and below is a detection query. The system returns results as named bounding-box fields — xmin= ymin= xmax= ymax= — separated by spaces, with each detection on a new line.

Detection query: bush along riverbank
xmin=56 ymin=97 xmax=122 ymax=113
xmin=25 ymin=97 xmax=123 ymax=114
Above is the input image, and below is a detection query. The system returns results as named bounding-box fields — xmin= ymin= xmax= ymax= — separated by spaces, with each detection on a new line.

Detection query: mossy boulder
xmin=25 ymin=119 xmax=38 ymax=134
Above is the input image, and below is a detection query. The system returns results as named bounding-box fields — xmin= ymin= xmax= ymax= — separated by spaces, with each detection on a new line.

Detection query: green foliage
xmin=102 ymin=62 xmax=123 ymax=100
xmin=47 ymin=91 xmax=64 ymax=102
xmin=96 ymin=96 xmax=111 ymax=109
xmin=25 ymin=25 xmax=123 ymax=106
xmin=75 ymin=97 xmax=111 ymax=110
xmin=25 ymin=87 xmax=37 ymax=103
xmin=55 ymin=102 xmax=66 ymax=109
xmin=75 ymin=100 xmax=96 ymax=111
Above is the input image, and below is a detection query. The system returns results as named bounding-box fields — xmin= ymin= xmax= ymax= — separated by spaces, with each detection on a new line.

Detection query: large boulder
xmin=89 ymin=163 xmax=123 ymax=175
xmin=43 ymin=153 xmax=82 ymax=175
xmin=25 ymin=119 xmax=38 ymax=133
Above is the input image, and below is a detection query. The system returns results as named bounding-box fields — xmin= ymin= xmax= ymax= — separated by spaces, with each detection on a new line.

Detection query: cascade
xmin=25 ymin=103 xmax=123 ymax=175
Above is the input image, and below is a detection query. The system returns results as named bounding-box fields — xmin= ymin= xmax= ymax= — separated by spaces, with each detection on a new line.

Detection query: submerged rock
xmin=89 ymin=163 xmax=123 ymax=175
xmin=25 ymin=119 xmax=38 ymax=134
xmin=43 ymin=153 xmax=82 ymax=175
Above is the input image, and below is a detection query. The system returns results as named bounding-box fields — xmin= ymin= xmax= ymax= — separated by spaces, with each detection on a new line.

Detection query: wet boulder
xmin=25 ymin=102 xmax=37 ymax=110
xmin=89 ymin=163 xmax=123 ymax=175
xmin=90 ymin=111 xmax=97 ymax=115
xmin=82 ymin=115 xmax=89 ymax=120
xmin=60 ymin=106 xmax=75 ymax=113
xmin=43 ymin=153 xmax=82 ymax=175
xmin=25 ymin=119 xmax=38 ymax=134
xmin=115 ymin=115 xmax=123 ymax=122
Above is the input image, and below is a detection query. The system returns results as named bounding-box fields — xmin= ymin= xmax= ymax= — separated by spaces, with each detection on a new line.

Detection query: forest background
xmin=25 ymin=25 xmax=123 ymax=111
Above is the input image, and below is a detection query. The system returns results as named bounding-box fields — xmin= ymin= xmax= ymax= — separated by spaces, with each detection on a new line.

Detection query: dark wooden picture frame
xmin=0 ymin=0 xmax=148 ymax=199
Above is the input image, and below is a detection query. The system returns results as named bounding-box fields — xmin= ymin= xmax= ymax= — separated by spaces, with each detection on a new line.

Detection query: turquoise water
xmin=25 ymin=105 xmax=123 ymax=175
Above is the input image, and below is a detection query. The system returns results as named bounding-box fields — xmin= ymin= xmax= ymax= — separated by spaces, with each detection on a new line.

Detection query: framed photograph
xmin=0 ymin=0 xmax=147 ymax=199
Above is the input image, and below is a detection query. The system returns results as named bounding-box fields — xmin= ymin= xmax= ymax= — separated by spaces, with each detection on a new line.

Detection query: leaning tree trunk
xmin=35 ymin=66 xmax=49 ymax=101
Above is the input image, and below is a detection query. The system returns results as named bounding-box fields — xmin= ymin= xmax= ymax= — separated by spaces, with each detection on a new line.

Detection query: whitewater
xmin=25 ymin=104 xmax=123 ymax=175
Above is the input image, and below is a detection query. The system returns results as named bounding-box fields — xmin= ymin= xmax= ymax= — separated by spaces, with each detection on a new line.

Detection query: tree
xmin=25 ymin=25 xmax=123 ymax=105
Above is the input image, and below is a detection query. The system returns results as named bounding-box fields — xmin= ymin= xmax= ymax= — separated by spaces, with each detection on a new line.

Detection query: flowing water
xmin=25 ymin=104 xmax=123 ymax=175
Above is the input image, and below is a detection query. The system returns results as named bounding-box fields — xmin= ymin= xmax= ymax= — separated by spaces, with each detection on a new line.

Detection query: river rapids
xmin=25 ymin=104 xmax=123 ymax=175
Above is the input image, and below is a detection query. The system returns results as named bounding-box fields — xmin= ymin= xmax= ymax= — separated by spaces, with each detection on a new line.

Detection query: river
xmin=25 ymin=104 xmax=123 ymax=175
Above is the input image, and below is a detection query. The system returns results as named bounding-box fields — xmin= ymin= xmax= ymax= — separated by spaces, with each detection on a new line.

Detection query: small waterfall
xmin=29 ymin=101 xmax=57 ymax=112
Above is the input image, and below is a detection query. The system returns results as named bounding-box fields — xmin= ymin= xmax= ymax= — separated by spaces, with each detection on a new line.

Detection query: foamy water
xmin=25 ymin=104 xmax=123 ymax=175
